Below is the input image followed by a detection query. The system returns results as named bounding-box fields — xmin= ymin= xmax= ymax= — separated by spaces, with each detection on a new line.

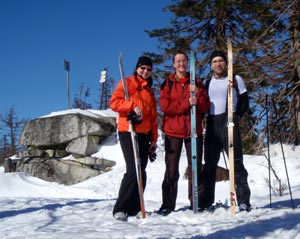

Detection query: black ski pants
xmin=113 ymin=131 xmax=150 ymax=216
xmin=199 ymin=113 xmax=251 ymax=208
xmin=160 ymin=134 xmax=202 ymax=211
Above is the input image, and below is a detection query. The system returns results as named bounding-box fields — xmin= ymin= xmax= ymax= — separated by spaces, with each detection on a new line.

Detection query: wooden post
xmin=4 ymin=157 xmax=15 ymax=173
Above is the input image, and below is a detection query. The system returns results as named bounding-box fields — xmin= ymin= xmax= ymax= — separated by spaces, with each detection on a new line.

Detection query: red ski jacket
xmin=160 ymin=73 xmax=210 ymax=138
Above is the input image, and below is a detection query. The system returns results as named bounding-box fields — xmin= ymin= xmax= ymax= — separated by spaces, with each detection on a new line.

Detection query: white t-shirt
xmin=208 ymin=75 xmax=247 ymax=115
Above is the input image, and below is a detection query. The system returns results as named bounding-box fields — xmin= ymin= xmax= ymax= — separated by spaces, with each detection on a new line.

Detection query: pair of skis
xmin=119 ymin=53 xmax=146 ymax=219
xmin=190 ymin=39 xmax=236 ymax=216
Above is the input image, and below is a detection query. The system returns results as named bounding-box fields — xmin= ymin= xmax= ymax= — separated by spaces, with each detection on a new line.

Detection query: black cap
xmin=136 ymin=56 xmax=153 ymax=69
xmin=209 ymin=50 xmax=227 ymax=64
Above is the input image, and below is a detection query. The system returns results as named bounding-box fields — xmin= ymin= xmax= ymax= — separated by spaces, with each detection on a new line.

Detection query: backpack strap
xmin=203 ymin=72 xmax=213 ymax=91
xmin=168 ymin=78 xmax=173 ymax=91
xmin=232 ymin=75 xmax=239 ymax=96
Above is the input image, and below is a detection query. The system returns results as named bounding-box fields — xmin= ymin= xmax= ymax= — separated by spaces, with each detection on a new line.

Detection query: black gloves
xmin=149 ymin=151 xmax=157 ymax=163
xmin=149 ymin=144 xmax=157 ymax=163
xmin=127 ymin=112 xmax=142 ymax=125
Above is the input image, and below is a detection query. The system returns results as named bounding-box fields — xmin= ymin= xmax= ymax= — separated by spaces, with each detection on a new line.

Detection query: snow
xmin=40 ymin=108 xmax=117 ymax=119
xmin=1 ymin=110 xmax=300 ymax=239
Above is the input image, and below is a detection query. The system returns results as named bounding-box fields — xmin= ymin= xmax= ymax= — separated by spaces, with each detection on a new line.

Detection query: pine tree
xmin=248 ymin=0 xmax=300 ymax=145
xmin=0 ymin=106 xmax=26 ymax=156
xmin=73 ymin=83 xmax=92 ymax=110
xmin=145 ymin=0 xmax=300 ymax=150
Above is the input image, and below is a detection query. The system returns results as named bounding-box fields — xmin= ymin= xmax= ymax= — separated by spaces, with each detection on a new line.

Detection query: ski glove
xmin=149 ymin=151 xmax=157 ymax=163
xmin=149 ymin=144 xmax=157 ymax=162
xmin=127 ymin=111 xmax=142 ymax=125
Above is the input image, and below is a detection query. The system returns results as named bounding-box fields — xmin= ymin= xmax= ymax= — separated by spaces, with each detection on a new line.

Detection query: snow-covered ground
xmin=1 ymin=110 xmax=299 ymax=239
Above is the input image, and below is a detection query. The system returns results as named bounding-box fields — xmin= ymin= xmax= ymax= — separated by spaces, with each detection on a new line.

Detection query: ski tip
xmin=227 ymin=38 xmax=232 ymax=47
xmin=119 ymin=52 xmax=123 ymax=60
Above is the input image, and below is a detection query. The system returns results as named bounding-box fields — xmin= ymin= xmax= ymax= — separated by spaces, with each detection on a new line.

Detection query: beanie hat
xmin=209 ymin=50 xmax=227 ymax=64
xmin=136 ymin=56 xmax=153 ymax=69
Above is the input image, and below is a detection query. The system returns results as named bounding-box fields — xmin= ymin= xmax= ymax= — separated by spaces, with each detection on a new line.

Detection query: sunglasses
xmin=139 ymin=66 xmax=152 ymax=72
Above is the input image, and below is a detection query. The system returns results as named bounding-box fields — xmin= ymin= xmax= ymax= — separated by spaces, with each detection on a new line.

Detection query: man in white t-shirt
xmin=198 ymin=50 xmax=251 ymax=212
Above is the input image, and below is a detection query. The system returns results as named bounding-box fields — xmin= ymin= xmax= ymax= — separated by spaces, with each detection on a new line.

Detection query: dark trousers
xmin=113 ymin=131 xmax=150 ymax=216
xmin=199 ymin=113 xmax=251 ymax=208
xmin=161 ymin=134 xmax=202 ymax=211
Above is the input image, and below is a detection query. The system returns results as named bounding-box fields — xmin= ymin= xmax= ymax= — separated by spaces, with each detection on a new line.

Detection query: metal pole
xmin=99 ymin=67 xmax=107 ymax=110
xmin=100 ymin=82 xmax=104 ymax=110
xmin=67 ymin=70 xmax=70 ymax=109
xmin=271 ymin=98 xmax=295 ymax=209
xmin=64 ymin=60 xmax=70 ymax=109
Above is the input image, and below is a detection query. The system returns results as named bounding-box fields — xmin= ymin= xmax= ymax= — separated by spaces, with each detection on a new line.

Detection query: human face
xmin=137 ymin=65 xmax=152 ymax=79
xmin=173 ymin=53 xmax=188 ymax=76
xmin=211 ymin=56 xmax=227 ymax=76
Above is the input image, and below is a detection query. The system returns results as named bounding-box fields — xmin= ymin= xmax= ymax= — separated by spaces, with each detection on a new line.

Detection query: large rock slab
xmin=66 ymin=135 xmax=100 ymax=156
xmin=12 ymin=109 xmax=118 ymax=185
xmin=19 ymin=112 xmax=116 ymax=146
xmin=16 ymin=157 xmax=114 ymax=185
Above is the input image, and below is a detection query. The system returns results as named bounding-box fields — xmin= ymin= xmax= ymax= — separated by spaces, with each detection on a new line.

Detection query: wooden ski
xmin=190 ymin=50 xmax=199 ymax=213
xmin=119 ymin=52 xmax=146 ymax=218
xmin=227 ymin=39 xmax=236 ymax=216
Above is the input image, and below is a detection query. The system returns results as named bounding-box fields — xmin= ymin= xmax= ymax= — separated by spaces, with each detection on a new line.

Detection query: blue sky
xmin=0 ymin=0 xmax=172 ymax=120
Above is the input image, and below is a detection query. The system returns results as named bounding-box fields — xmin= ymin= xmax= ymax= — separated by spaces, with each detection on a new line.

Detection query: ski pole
xmin=265 ymin=95 xmax=272 ymax=208
xmin=271 ymin=98 xmax=294 ymax=209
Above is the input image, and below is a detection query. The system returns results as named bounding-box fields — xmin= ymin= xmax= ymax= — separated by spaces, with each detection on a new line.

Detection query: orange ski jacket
xmin=110 ymin=74 xmax=158 ymax=142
